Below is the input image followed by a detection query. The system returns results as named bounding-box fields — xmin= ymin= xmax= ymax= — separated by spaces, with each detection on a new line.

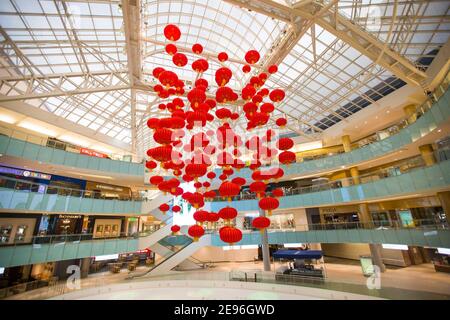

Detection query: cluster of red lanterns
xmin=147 ymin=24 xmax=291 ymax=244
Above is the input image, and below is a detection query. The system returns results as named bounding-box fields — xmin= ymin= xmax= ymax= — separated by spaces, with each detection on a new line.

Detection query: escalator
xmin=129 ymin=233 xmax=211 ymax=278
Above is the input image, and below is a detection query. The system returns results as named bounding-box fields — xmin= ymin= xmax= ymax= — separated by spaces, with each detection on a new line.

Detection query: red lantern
xmin=245 ymin=50 xmax=260 ymax=65
xmin=149 ymin=175 xmax=163 ymax=186
xmin=219 ymin=226 xmax=242 ymax=245
xmin=192 ymin=43 xmax=203 ymax=54
xmin=145 ymin=160 xmax=157 ymax=170
xmin=215 ymin=108 xmax=232 ymax=120
xmin=252 ymin=216 xmax=271 ymax=232
xmin=189 ymin=192 xmax=204 ymax=209
xmin=277 ymin=137 xmax=294 ymax=150
xmin=232 ymin=177 xmax=246 ymax=186
xmin=172 ymin=205 xmax=181 ymax=213
xmin=185 ymin=163 xmax=208 ymax=181
xmin=192 ymin=58 xmax=209 ymax=73
xmin=188 ymin=225 xmax=204 ymax=242
xmin=159 ymin=203 xmax=170 ymax=214
xmin=268 ymin=65 xmax=278 ymax=74
xmin=165 ymin=43 xmax=177 ymax=55
xmin=164 ymin=24 xmax=181 ymax=41
xmin=242 ymin=64 xmax=251 ymax=73
xmin=260 ymin=103 xmax=274 ymax=114
xmin=258 ymin=197 xmax=279 ymax=215
xmin=172 ymin=52 xmax=188 ymax=67
xmin=208 ymin=212 xmax=220 ymax=222
xmin=242 ymin=85 xmax=256 ymax=101
xmin=193 ymin=210 xmax=209 ymax=224
xmin=147 ymin=118 xmax=160 ymax=130
xmin=279 ymin=151 xmax=296 ymax=165
xmin=243 ymin=102 xmax=258 ymax=115
xmin=218 ymin=206 xmax=238 ymax=222
xmin=204 ymin=190 xmax=216 ymax=201
xmin=272 ymin=188 xmax=284 ymax=198
xmin=215 ymin=67 xmax=232 ymax=87
xmin=269 ymin=88 xmax=285 ymax=103
xmin=147 ymin=145 xmax=173 ymax=162
xmin=153 ymin=128 xmax=174 ymax=145
xmin=159 ymin=70 xmax=178 ymax=87
xmin=207 ymin=172 xmax=216 ymax=180
xmin=276 ymin=117 xmax=287 ymax=128
xmin=152 ymin=67 xmax=165 ymax=78
xmin=249 ymin=181 xmax=266 ymax=198
xmin=218 ymin=52 xmax=228 ymax=62
xmin=171 ymin=224 xmax=181 ymax=235
xmin=187 ymin=87 xmax=206 ymax=108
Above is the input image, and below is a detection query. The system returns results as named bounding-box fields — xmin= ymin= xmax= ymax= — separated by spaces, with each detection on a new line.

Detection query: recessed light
xmin=438 ymin=129 xmax=441 ymax=133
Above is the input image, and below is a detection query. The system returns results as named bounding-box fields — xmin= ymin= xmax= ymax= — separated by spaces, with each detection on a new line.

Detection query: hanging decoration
xmin=147 ymin=24 xmax=289 ymax=243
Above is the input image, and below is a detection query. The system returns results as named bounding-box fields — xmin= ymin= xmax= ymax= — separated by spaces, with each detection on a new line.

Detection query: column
xmin=349 ymin=166 xmax=360 ymax=185
xmin=259 ymin=209 xmax=271 ymax=272
xmin=342 ymin=135 xmax=352 ymax=153
xmin=80 ymin=257 xmax=91 ymax=279
xmin=403 ymin=104 xmax=417 ymax=124
xmin=369 ymin=243 xmax=386 ymax=273
xmin=358 ymin=203 xmax=372 ymax=226
xmin=437 ymin=191 xmax=450 ymax=217
xmin=419 ymin=144 xmax=436 ymax=166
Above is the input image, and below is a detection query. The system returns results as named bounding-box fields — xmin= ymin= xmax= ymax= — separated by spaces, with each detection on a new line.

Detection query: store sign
xmin=80 ymin=148 xmax=108 ymax=158
xmin=58 ymin=214 xmax=82 ymax=219
xmin=95 ymin=184 xmax=124 ymax=192
xmin=0 ymin=166 xmax=51 ymax=180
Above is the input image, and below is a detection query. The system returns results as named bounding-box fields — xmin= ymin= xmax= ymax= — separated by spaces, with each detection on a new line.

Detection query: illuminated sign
xmin=0 ymin=166 xmax=51 ymax=180
xmin=80 ymin=148 xmax=108 ymax=158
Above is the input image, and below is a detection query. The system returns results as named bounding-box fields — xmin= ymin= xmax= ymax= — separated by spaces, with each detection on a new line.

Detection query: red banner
xmin=80 ymin=148 xmax=108 ymax=158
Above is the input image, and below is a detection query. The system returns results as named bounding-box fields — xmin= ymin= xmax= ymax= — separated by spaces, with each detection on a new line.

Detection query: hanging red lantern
xmin=243 ymin=102 xmax=258 ymax=115
xmin=279 ymin=151 xmax=296 ymax=165
xmin=172 ymin=205 xmax=181 ymax=213
xmin=187 ymin=87 xmax=206 ymax=108
xmin=203 ymin=181 xmax=211 ymax=189
xmin=204 ymin=190 xmax=216 ymax=201
xmin=272 ymin=188 xmax=284 ymax=198
xmin=219 ymin=182 xmax=240 ymax=201
xmin=215 ymin=67 xmax=232 ymax=87
xmin=159 ymin=70 xmax=179 ymax=88
xmin=245 ymin=50 xmax=260 ymax=65
xmin=242 ymin=85 xmax=256 ymax=101
xmin=258 ymin=197 xmax=279 ymax=215
xmin=152 ymin=67 xmax=165 ymax=78
xmin=172 ymin=52 xmax=188 ymax=67
xmin=147 ymin=145 xmax=173 ymax=162
xmin=192 ymin=43 xmax=203 ymax=54
xmin=215 ymin=108 xmax=232 ymax=120
xmin=276 ymin=117 xmax=287 ymax=128
xmin=147 ymin=118 xmax=160 ymax=130
xmin=188 ymin=225 xmax=204 ymax=242
xmin=207 ymin=172 xmax=216 ymax=180
xmin=242 ymin=64 xmax=251 ymax=73
xmin=171 ymin=224 xmax=181 ymax=235
xmin=193 ymin=210 xmax=209 ymax=224
xmin=268 ymin=65 xmax=278 ymax=74
xmin=277 ymin=137 xmax=294 ymax=150
xmin=185 ymin=163 xmax=208 ymax=181
xmin=145 ymin=160 xmax=157 ymax=171
xmin=165 ymin=43 xmax=177 ymax=55
xmin=252 ymin=217 xmax=271 ymax=233
xmin=269 ymin=88 xmax=285 ymax=103
xmin=249 ymin=181 xmax=266 ymax=198
xmin=208 ymin=212 xmax=220 ymax=222
xmin=219 ymin=226 xmax=242 ymax=245
xmin=218 ymin=52 xmax=228 ymax=62
xmin=149 ymin=175 xmax=163 ymax=186
xmin=159 ymin=203 xmax=170 ymax=214
xmin=232 ymin=177 xmax=246 ymax=186
xmin=189 ymin=192 xmax=204 ymax=209
xmin=153 ymin=128 xmax=174 ymax=145
xmin=260 ymin=103 xmax=274 ymax=114
xmin=192 ymin=58 xmax=209 ymax=73
xmin=164 ymin=24 xmax=181 ymax=41
xmin=218 ymin=206 xmax=238 ymax=222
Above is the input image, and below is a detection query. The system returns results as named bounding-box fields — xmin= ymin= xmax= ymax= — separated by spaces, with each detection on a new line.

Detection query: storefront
xmin=319 ymin=205 xmax=360 ymax=225
xmin=85 ymin=181 xmax=132 ymax=200
xmin=0 ymin=214 xmax=40 ymax=244
xmin=46 ymin=214 xmax=84 ymax=235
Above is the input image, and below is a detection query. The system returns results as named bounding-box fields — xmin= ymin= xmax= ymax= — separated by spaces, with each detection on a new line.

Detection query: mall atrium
xmin=0 ymin=0 xmax=449 ymax=302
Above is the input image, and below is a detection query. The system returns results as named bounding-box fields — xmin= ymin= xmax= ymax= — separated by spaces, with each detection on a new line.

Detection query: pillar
xmin=437 ymin=191 xmax=450 ymax=217
xmin=403 ymin=104 xmax=417 ymax=124
xmin=369 ymin=243 xmax=386 ymax=273
xmin=80 ymin=257 xmax=91 ymax=279
xmin=342 ymin=135 xmax=352 ymax=153
xmin=358 ymin=203 xmax=372 ymax=227
xmin=349 ymin=166 xmax=360 ymax=185
xmin=259 ymin=209 xmax=271 ymax=272
xmin=419 ymin=144 xmax=436 ymax=166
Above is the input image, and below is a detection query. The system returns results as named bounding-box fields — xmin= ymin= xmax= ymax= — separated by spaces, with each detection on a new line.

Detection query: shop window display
xmin=0 ymin=225 xmax=12 ymax=243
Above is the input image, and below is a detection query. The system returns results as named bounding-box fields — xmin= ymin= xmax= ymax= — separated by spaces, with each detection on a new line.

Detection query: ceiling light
xmin=59 ymin=135 xmax=90 ymax=147
xmin=66 ymin=171 xmax=114 ymax=180
xmin=18 ymin=121 xmax=56 ymax=137
xmin=0 ymin=114 xmax=16 ymax=124
xmin=382 ymin=244 xmax=408 ymax=250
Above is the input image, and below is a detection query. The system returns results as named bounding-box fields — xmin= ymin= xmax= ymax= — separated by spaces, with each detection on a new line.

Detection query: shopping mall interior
xmin=0 ymin=0 xmax=449 ymax=303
